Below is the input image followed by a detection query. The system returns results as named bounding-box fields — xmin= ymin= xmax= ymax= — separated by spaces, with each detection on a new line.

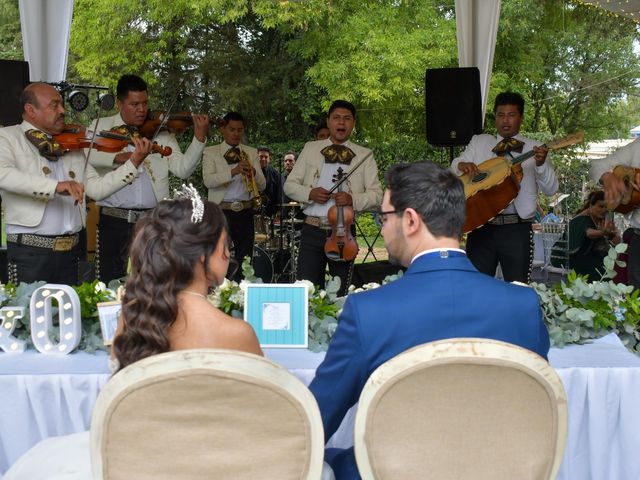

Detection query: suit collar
xmin=405 ymin=252 xmax=477 ymax=275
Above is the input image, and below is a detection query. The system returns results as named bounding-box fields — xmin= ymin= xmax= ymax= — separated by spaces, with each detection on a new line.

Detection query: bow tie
xmin=110 ymin=124 xmax=140 ymax=138
xmin=224 ymin=146 xmax=247 ymax=165
xmin=25 ymin=129 xmax=64 ymax=161
xmin=492 ymin=137 xmax=524 ymax=156
xmin=321 ymin=144 xmax=355 ymax=165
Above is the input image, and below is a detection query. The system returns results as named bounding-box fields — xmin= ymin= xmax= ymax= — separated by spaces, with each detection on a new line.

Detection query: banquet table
xmin=1 ymin=336 xmax=640 ymax=479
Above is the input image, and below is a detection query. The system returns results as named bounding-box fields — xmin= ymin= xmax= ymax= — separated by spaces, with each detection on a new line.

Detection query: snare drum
xmin=252 ymin=245 xmax=273 ymax=283
xmin=254 ymin=215 xmax=271 ymax=244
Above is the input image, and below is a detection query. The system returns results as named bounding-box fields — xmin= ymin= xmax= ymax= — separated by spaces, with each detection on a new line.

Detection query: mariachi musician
xmin=89 ymin=74 xmax=209 ymax=283
xmin=284 ymin=100 xmax=382 ymax=295
xmin=591 ymin=139 xmax=640 ymax=288
xmin=202 ymin=112 xmax=266 ymax=281
xmin=0 ymin=82 xmax=153 ymax=286
xmin=452 ymin=91 xmax=558 ymax=283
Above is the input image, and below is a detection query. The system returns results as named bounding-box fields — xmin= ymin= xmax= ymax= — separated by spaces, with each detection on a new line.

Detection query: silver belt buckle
xmin=127 ymin=210 xmax=144 ymax=223
xmin=230 ymin=201 xmax=244 ymax=212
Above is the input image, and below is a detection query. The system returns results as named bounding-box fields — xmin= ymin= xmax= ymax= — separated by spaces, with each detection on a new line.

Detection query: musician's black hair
xmin=257 ymin=146 xmax=271 ymax=153
xmin=328 ymin=100 xmax=356 ymax=118
xmin=117 ymin=75 xmax=148 ymax=101
xmin=315 ymin=120 xmax=329 ymax=134
xmin=223 ymin=111 xmax=245 ymax=124
xmin=494 ymin=91 xmax=525 ymax=115
xmin=384 ymin=162 xmax=465 ymax=240
xmin=284 ymin=150 xmax=297 ymax=160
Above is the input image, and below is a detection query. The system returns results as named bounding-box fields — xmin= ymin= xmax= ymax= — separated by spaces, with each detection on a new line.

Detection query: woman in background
xmin=553 ymin=190 xmax=620 ymax=280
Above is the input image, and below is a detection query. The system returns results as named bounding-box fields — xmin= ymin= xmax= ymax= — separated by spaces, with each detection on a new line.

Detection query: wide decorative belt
xmin=220 ymin=200 xmax=253 ymax=212
xmin=304 ymin=215 xmax=331 ymax=229
xmin=7 ymin=233 xmax=80 ymax=252
xmin=101 ymin=206 xmax=151 ymax=223
xmin=488 ymin=214 xmax=534 ymax=226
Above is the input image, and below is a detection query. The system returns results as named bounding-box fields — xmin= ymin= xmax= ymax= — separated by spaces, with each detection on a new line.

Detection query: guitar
xmin=461 ymin=132 xmax=584 ymax=233
xmin=606 ymin=165 xmax=640 ymax=214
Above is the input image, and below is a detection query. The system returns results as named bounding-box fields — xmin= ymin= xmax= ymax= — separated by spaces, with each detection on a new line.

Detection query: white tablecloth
xmin=1 ymin=337 xmax=640 ymax=479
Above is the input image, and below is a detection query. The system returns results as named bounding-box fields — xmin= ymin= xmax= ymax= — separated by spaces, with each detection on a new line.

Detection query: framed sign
xmin=243 ymin=283 xmax=309 ymax=348
xmin=96 ymin=301 xmax=121 ymax=345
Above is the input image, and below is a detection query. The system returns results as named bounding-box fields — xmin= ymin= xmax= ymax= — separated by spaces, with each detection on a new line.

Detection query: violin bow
xmin=327 ymin=150 xmax=373 ymax=195
xmin=150 ymin=80 xmax=185 ymax=140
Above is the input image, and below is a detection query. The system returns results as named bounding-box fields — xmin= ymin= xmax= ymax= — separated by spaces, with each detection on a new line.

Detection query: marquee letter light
xmin=0 ymin=307 xmax=26 ymax=353
xmin=30 ymin=284 xmax=81 ymax=355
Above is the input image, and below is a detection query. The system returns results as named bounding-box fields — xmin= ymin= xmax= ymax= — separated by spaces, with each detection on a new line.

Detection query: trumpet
xmin=239 ymin=150 xmax=262 ymax=210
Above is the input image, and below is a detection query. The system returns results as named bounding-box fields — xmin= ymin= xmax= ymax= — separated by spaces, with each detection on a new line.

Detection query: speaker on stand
xmin=425 ymin=67 xmax=483 ymax=162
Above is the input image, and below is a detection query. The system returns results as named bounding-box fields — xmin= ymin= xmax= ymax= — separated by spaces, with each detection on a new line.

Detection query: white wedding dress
xmin=4 ymin=430 xmax=335 ymax=479
xmin=3 ymin=431 xmax=91 ymax=480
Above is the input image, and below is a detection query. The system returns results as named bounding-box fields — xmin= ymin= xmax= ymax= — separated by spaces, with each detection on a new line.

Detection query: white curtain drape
xmin=18 ymin=0 xmax=74 ymax=82
xmin=455 ymin=0 xmax=501 ymax=125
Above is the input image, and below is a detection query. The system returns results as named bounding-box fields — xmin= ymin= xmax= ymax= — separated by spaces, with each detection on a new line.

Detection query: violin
xmin=324 ymin=167 xmax=359 ymax=262
xmin=606 ymin=165 xmax=640 ymax=214
xmin=54 ymin=124 xmax=172 ymax=157
xmin=138 ymin=110 xmax=225 ymax=138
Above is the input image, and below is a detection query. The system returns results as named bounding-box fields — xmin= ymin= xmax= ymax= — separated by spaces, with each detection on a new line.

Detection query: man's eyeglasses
xmin=378 ymin=209 xmax=402 ymax=225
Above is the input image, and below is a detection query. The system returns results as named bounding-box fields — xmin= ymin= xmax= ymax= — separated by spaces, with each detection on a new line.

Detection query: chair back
xmin=90 ymin=349 xmax=324 ymax=480
xmin=540 ymin=221 xmax=570 ymax=278
xmin=354 ymin=338 xmax=567 ymax=480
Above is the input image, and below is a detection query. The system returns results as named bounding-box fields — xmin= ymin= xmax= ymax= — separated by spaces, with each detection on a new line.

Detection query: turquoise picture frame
xmin=243 ymin=283 xmax=309 ymax=348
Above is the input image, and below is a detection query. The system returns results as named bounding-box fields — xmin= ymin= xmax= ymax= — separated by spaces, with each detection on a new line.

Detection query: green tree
xmin=492 ymin=0 xmax=640 ymax=141
xmin=0 ymin=0 xmax=22 ymax=60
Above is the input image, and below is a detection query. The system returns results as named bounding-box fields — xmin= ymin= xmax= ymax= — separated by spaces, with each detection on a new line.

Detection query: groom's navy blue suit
xmin=309 ymin=251 xmax=550 ymax=479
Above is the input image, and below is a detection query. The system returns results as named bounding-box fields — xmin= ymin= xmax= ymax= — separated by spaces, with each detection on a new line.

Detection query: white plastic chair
xmin=540 ymin=221 xmax=570 ymax=280
xmin=90 ymin=349 xmax=325 ymax=480
xmin=354 ymin=338 xmax=567 ymax=480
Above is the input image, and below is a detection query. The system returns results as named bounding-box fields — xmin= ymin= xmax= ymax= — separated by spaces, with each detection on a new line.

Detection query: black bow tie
xmin=321 ymin=144 xmax=355 ymax=165
xmin=224 ymin=146 xmax=246 ymax=165
xmin=110 ymin=124 xmax=140 ymax=138
xmin=25 ymin=129 xmax=64 ymax=161
xmin=492 ymin=137 xmax=524 ymax=156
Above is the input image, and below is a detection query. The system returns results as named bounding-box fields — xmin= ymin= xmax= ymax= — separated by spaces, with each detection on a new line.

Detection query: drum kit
xmin=252 ymin=202 xmax=303 ymax=283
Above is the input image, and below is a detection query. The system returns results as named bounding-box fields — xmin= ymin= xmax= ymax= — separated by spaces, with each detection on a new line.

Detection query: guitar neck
xmin=509 ymin=148 xmax=539 ymax=166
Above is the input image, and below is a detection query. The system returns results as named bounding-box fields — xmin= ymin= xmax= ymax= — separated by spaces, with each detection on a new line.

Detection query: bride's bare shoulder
xmin=171 ymin=299 xmax=263 ymax=356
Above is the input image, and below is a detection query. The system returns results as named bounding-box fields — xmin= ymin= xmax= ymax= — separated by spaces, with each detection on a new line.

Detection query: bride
xmin=4 ymin=187 xmax=262 ymax=479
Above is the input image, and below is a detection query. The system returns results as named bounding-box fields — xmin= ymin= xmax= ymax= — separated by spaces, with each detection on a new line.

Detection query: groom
xmin=309 ymin=161 xmax=550 ymax=479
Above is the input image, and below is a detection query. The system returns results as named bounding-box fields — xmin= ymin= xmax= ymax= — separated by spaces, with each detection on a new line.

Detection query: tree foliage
xmin=492 ymin=0 xmax=640 ymax=140
xmin=0 ymin=0 xmax=22 ymax=60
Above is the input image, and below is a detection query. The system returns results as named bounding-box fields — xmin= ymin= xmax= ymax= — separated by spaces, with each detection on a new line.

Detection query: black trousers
xmin=224 ymin=208 xmax=255 ymax=281
xmin=466 ymin=222 xmax=534 ymax=283
xmin=625 ymin=228 xmax=640 ymax=289
xmin=296 ymin=224 xmax=353 ymax=296
xmin=7 ymin=241 xmax=82 ymax=285
xmin=96 ymin=214 xmax=136 ymax=283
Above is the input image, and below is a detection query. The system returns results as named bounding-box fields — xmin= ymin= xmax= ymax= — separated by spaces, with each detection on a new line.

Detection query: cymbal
xmin=278 ymin=202 xmax=300 ymax=208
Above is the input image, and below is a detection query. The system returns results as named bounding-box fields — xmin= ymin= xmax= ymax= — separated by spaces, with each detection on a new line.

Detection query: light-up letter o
xmin=0 ymin=306 xmax=26 ymax=353
xmin=30 ymin=284 xmax=81 ymax=355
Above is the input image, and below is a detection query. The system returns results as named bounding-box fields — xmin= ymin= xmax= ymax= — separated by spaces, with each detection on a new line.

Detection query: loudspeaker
xmin=425 ymin=67 xmax=482 ymax=147
xmin=352 ymin=261 xmax=406 ymax=288
xmin=0 ymin=60 xmax=30 ymax=127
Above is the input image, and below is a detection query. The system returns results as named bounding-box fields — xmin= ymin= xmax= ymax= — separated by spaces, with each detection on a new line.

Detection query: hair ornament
xmin=174 ymin=183 xmax=204 ymax=223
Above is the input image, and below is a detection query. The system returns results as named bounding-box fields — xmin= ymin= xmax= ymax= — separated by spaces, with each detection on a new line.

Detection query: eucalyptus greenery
xmin=531 ymin=243 xmax=640 ymax=351
xmin=2 ymin=246 xmax=637 ymax=355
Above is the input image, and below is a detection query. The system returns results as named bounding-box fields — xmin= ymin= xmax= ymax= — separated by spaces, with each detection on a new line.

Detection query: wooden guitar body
xmin=461 ymin=156 xmax=521 ymax=233
xmin=610 ymin=165 xmax=640 ymax=214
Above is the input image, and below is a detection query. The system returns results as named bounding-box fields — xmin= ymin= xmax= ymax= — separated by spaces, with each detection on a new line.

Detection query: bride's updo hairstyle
xmin=113 ymin=198 xmax=227 ymax=370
